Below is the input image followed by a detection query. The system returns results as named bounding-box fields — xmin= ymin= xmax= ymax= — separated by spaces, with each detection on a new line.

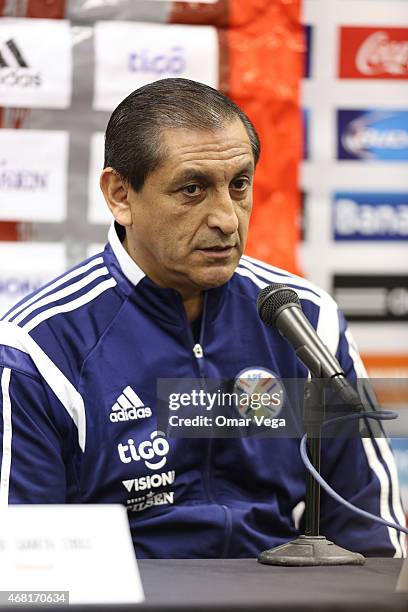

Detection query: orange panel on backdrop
xmin=362 ymin=355 xmax=408 ymax=407
xmin=362 ymin=354 xmax=408 ymax=378
xmin=227 ymin=0 xmax=302 ymax=273
xmin=171 ymin=0 xmax=303 ymax=273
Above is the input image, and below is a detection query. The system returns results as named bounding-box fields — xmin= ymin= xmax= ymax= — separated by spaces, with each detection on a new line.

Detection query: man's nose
xmin=207 ymin=191 xmax=239 ymax=235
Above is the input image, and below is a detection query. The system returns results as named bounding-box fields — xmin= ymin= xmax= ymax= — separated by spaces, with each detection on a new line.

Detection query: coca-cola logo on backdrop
xmin=339 ymin=27 xmax=408 ymax=79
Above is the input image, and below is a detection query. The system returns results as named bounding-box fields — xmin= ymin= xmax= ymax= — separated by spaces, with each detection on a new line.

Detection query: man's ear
xmin=99 ymin=168 xmax=132 ymax=227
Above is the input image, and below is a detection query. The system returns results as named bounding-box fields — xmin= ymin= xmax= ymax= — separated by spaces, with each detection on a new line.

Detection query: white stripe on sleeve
xmin=0 ymin=323 xmax=86 ymax=452
xmin=0 ymin=368 xmax=12 ymax=507
xmin=236 ymin=266 xmax=323 ymax=307
xmin=23 ymin=277 xmax=117 ymax=333
xmin=345 ymin=328 xmax=405 ymax=557
xmin=13 ymin=266 xmax=110 ymax=325
xmin=362 ymin=437 xmax=403 ymax=558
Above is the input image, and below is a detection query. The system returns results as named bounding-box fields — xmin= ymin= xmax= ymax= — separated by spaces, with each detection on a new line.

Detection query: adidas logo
xmin=0 ymin=38 xmax=41 ymax=88
xmin=0 ymin=39 xmax=29 ymax=69
xmin=109 ymin=386 xmax=152 ymax=423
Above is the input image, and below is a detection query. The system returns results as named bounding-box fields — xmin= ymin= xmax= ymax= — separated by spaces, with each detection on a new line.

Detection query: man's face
xmin=124 ymin=119 xmax=255 ymax=294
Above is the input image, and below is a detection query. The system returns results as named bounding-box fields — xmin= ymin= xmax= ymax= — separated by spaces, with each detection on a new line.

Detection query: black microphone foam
xmin=256 ymin=282 xmax=364 ymax=412
xmin=257 ymin=283 xmax=301 ymax=326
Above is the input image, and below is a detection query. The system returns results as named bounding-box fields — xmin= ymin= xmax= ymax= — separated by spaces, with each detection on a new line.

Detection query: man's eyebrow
xmin=170 ymin=170 xmax=209 ymax=186
xmin=233 ymin=163 xmax=254 ymax=176
xmin=170 ymin=163 xmax=255 ymax=187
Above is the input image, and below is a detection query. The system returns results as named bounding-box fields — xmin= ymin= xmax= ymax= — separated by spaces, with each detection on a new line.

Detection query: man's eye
xmin=182 ymin=184 xmax=202 ymax=196
xmin=231 ymin=178 xmax=249 ymax=191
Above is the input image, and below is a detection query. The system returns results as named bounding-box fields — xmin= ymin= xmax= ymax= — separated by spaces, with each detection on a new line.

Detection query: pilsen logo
xmin=0 ymin=37 xmax=41 ymax=87
xmin=339 ymin=27 xmax=408 ymax=79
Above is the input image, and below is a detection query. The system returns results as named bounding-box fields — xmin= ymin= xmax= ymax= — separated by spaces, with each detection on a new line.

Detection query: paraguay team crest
xmin=233 ymin=367 xmax=285 ymax=420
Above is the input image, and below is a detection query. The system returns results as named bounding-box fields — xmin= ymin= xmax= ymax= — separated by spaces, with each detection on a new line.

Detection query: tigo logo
xmin=337 ymin=110 xmax=408 ymax=160
xmin=110 ymin=386 xmax=152 ymax=423
xmin=93 ymin=22 xmax=218 ymax=111
xmin=128 ymin=46 xmax=185 ymax=76
xmin=117 ymin=431 xmax=170 ymax=470
xmin=339 ymin=27 xmax=408 ymax=79
xmin=333 ymin=192 xmax=408 ymax=240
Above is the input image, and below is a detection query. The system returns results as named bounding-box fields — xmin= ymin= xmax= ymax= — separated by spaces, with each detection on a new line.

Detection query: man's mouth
xmin=197 ymin=245 xmax=235 ymax=259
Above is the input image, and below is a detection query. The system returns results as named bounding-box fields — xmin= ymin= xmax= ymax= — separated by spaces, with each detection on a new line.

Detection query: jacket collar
xmin=108 ymin=221 xmax=145 ymax=287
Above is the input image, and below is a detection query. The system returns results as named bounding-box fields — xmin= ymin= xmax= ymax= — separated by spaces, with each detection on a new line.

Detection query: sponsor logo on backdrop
xmin=333 ymin=192 xmax=408 ymax=240
xmin=0 ymin=130 xmax=68 ymax=222
xmin=129 ymin=46 xmax=186 ymax=75
xmin=0 ymin=158 xmax=48 ymax=191
xmin=337 ymin=110 xmax=408 ymax=160
xmin=0 ymin=38 xmax=28 ymax=67
xmin=0 ymin=243 xmax=66 ymax=318
xmin=333 ymin=275 xmax=408 ymax=321
xmin=0 ymin=37 xmax=41 ymax=87
xmin=0 ymin=19 xmax=72 ymax=108
xmin=339 ymin=27 xmax=408 ymax=79
xmin=1 ymin=277 xmax=42 ymax=318
xmin=0 ymin=277 xmax=42 ymax=298
xmin=303 ymin=25 xmax=312 ymax=78
xmin=93 ymin=22 xmax=218 ymax=111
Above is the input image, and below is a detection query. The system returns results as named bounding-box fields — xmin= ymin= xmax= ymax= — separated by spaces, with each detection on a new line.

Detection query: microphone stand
xmin=258 ymin=378 xmax=365 ymax=566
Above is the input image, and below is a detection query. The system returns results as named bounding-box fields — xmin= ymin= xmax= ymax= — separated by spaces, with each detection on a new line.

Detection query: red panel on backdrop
xmin=171 ymin=0 xmax=302 ymax=273
xmin=0 ymin=0 xmax=66 ymax=18
xmin=171 ymin=0 xmax=229 ymax=27
xmin=339 ymin=27 xmax=408 ymax=79
xmin=0 ymin=222 xmax=19 ymax=241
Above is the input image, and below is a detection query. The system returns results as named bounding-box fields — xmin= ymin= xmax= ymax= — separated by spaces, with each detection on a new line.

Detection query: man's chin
xmin=190 ymin=265 xmax=237 ymax=290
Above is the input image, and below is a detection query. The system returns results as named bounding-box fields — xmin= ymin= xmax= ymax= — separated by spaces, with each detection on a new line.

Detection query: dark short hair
xmin=104 ymin=78 xmax=260 ymax=192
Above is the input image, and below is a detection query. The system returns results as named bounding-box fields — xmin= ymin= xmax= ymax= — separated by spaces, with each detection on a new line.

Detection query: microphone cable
xmin=300 ymin=410 xmax=408 ymax=536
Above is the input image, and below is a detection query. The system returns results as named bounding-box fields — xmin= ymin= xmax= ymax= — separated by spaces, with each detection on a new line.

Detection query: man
xmin=0 ymin=78 xmax=405 ymax=558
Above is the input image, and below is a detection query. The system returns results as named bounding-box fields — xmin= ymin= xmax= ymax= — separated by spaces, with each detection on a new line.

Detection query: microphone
xmin=257 ymin=283 xmax=363 ymax=411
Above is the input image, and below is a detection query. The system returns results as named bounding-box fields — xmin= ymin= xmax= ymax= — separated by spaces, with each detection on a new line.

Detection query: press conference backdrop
xmin=0 ymin=0 xmax=407 ymax=516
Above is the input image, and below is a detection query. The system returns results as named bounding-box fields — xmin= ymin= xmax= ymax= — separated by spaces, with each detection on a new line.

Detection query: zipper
xmin=193 ymin=343 xmax=204 ymax=359
xmin=184 ymin=295 xmax=216 ymax=503
xmin=187 ymin=294 xmax=231 ymax=555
